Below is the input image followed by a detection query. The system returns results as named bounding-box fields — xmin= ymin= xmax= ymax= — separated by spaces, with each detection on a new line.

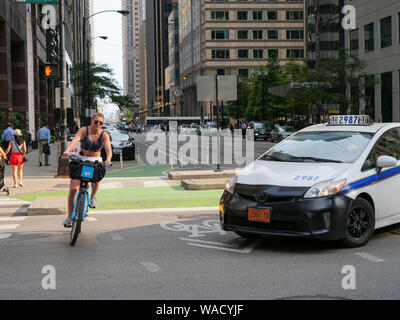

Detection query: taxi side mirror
xmin=376 ymin=155 xmax=398 ymax=173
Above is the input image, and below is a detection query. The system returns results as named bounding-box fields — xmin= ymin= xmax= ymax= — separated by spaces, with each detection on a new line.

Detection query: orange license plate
xmin=248 ymin=208 xmax=271 ymax=223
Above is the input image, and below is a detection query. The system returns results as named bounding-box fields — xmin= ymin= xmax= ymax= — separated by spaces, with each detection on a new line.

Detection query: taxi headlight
xmin=304 ymin=179 xmax=347 ymax=199
xmin=225 ymin=176 xmax=237 ymax=194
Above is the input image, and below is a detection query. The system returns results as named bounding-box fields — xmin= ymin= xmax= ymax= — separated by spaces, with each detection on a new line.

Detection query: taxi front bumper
xmin=219 ymin=190 xmax=353 ymax=240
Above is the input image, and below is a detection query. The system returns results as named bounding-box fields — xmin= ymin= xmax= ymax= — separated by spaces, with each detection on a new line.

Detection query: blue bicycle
xmin=69 ymin=155 xmax=106 ymax=246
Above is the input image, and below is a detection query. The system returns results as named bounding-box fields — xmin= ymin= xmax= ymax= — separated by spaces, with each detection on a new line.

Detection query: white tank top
xmin=12 ymin=141 xmax=24 ymax=153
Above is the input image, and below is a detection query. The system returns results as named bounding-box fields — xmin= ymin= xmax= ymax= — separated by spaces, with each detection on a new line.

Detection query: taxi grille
xmin=235 ymin=184 xmax=308 ymax=204
xmin=226 ymin=215 xmax=310 ymax=234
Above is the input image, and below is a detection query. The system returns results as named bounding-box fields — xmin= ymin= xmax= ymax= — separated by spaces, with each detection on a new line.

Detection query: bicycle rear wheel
xmin=70 ymin=192 xmax=85 ymax=246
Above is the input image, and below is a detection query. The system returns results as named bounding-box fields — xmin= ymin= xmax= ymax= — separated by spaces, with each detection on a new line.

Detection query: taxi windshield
xmin=260 ymin=131 xmax=374 ymax=163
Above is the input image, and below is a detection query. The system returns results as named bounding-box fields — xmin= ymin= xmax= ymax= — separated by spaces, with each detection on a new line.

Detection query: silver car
xmin=270 ymin=126 xmax=296 ymax=142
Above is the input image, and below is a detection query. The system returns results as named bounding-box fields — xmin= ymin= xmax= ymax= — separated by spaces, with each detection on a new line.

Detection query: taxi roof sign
xmin=328 ymin=115 xmax=372 ymax=126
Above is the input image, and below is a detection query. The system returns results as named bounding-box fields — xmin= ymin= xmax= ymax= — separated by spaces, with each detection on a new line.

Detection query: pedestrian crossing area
xmin=0 ymin=217 xmax=27 ymax=239
xmin=0 ymin=197 xmax=31 ymax=216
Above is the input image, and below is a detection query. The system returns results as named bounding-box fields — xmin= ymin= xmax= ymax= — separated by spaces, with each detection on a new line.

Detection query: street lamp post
xmin=56 ymin=0 xmax=69 ymax=177
xmin=257 ymin=71 xmax=268 ymax=121
xmin=82 ymin=10 xmax=129 ymax=125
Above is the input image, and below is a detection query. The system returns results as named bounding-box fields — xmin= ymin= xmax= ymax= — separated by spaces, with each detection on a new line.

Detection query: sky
xmin=92 ymin=0 xmax=125 ymax=119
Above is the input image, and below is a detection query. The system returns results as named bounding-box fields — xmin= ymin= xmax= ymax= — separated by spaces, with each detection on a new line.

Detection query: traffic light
xmin=44 ymin=63 xmax=58 ymax=78
xmin=46 ymin=28 xmax=58 ymax=63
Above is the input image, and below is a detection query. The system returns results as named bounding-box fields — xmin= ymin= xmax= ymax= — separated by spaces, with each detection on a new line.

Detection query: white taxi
xmin=220 ymin=115 xmax=400 ymax=247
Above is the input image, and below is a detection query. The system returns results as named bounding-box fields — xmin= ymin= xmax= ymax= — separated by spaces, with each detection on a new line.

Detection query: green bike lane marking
xmin=13 ymin=186 xmax=223 ymax=210
xmin=106 ymin=165 xmax=171 ymax=178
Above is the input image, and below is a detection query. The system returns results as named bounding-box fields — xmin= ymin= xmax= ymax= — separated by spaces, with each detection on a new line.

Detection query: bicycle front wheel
xmin=70 ymin=192 xmax=85 ymax=246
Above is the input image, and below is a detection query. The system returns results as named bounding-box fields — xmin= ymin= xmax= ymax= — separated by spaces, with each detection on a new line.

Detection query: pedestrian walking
xmin=5 ymin=129 xmax=26 ymax=188
xmin=37 ymin=123 xmax=51 ymax=166
xmin=0 ymin=146 xmax=8 ymax=194
xmin=1 ymin=123 xmax=14 ymax=164
xmin=241 ymin=122 xmax=247 ymax=139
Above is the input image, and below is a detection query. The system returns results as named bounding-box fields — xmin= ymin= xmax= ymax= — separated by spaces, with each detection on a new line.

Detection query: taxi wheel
xmin=234 ymin=231 xmax=260 ymax=239
xmin=341 ymin=198 xmax=375 ymax=248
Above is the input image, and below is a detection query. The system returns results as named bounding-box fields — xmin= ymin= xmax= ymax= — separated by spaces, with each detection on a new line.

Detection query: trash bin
xmin=32 ymin=140 xmax=38 ymax=150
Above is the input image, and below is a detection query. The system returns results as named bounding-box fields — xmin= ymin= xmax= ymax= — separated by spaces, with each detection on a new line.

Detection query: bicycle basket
xmin=69 ymin=160 xmax=106 ymax=183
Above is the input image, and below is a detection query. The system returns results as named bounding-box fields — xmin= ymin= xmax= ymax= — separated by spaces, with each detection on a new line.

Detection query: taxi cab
xmin=219 ymin=115 xmax=400 ymax=247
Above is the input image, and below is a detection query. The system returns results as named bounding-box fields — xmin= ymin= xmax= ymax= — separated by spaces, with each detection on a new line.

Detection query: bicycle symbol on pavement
xmin=160 ymin=220 xmax=226 ymax=238
xmin=160 ymin=220 xmax=260 ymax=254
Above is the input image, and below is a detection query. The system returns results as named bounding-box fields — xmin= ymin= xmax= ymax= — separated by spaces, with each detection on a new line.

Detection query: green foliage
xmin=111 ymin=95 xmax=137 ymax=111
xmin=71 ymin=62 xmax=121 ymax=107
xmin=11 ymin=113 xmax=24 ymax=129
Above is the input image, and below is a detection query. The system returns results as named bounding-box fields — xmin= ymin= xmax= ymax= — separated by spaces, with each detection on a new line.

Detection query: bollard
xmin=137 ymin=147 xmax=141 ymax=166
xmin=120 ymin=149 xmax=123 ymax=169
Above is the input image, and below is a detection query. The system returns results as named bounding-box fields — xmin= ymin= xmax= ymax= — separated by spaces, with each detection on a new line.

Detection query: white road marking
xmin=100 ymin=182 xmax=123 ymax=190
xmin=186 ymin=238 xmax=261 ymax=254
xmin=85 ymin=217 xmax=98 ymax=222
xmin=110 ymin=233 xmax=123 ymax=241
xmin=179 ymin=237 xmax=245 ymax=248
xmin=0 ymin=217 xmax=27 ymax=222
xmin=92 ymin=207 xmax=218 ymax=215
xmin=354 ymin=252 xmax=385 ymax=262
xmin=140 ymin=262 xmax=162 ymax=272
xmin=0 ymin=224 xmax=19 ymax=230
xmin=143 ymin=181 xmax=170 ymax=187
xmin=0 ymin=233 xmax=12 ymax=239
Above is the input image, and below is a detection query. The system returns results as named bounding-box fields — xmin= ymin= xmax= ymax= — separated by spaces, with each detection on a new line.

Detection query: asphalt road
xmin=129 ymin=132 xmax=276 ymax=171
xmin=1 ymin=209 xmax=400 ymax=300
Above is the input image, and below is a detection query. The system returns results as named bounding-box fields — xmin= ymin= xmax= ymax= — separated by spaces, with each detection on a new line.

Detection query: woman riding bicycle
xmin=62 ymin=113 xmax=112 ymax=228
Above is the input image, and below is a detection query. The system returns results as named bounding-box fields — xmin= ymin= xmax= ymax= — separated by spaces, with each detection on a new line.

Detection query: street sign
xmin=197 ymin=75 xmax=237 ymax=102
xmin=196 ymin=76 xmax=216 ymax=102
xmin=16 ymin=0 xmax=58 ymax=3
xmin=217 ymin=75 xmax=237 ymax=102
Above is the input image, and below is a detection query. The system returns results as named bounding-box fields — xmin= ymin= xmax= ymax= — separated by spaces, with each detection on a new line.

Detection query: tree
xmin=111 ymin=95 xmax=136 ymax=111
xmin=71 ymin=62 xmax=121 ymax=109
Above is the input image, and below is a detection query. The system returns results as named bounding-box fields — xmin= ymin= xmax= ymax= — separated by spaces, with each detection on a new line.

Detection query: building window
xmin=238 ymin=68 xmax=249 ymax=78
xmin=286 ymin=29 xmax=304 ymax=40
xmin=253 ymin=30 xmax=263 ymax=40
xmin=211 ymin=11 xmax=229 ymax=21
xmin=286 ymin=11 xmax=303 ymax=21
xmin=268 ymin=49 xmax=278 ymax=59
xmin=253 ymin=49 xmax=264 ymax=59
xmin=237 ymin=30 xmax=249 ymax=40
xmin=238 ymin=49 xmax=249 ymax=59
xmin=350 ymin=29 xmax=359 ymax=56
xmin=364 ymin=23 xmax=374 ymax=52
xmin=217 ymin=68 xmax=226 ymax=75
xmin=287 ymin=49 xmax=304 ymax=59
xmin=267 ymin=11 xmax=278 ymax=20
xmin=267 ymin=30 xmax=278 ymax=40
xmin=380 ymin=16 xmax=392 ymax=48
xmin=252 ymin=11 xmax=263 ymax=21
xmin=381 ymin=72 xmax=393 ymax=122
xmin=237 ymin=11 xmax=248 ymax=21
xmin=212 ymin=49 xmax=230 ymax=59
xmin=211 ymin=30 xmax=229 ymax=40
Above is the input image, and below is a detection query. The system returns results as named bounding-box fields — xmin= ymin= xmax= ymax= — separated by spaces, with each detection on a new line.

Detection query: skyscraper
xmin=122 ymin=0 xmax=141 ymax=104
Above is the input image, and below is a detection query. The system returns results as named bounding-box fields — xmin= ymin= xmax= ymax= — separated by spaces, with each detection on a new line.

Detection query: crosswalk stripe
xmin=0 ymin=224 xmax=19 ymax=230
xmin=0 ymin=234 xmax=12 ymax=239
xmin=0 ymin=217 xmax=27 ymax=222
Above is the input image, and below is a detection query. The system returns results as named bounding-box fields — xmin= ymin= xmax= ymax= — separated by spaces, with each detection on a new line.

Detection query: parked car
xmin=250 ymin=122 xmax=272 ymax=141
xmin=101 ymin=130 xmax=135 ymax=161
xmin=270 ymin=126 xmax=296 ymax=142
